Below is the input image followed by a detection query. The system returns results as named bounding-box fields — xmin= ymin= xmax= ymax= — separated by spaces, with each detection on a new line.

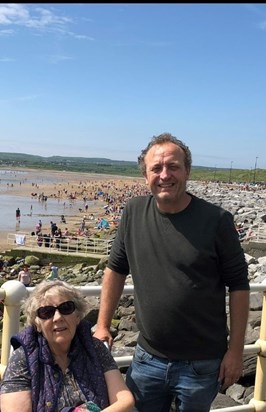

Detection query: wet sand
xmin=0 ymin=168 xmax=145 ymax=252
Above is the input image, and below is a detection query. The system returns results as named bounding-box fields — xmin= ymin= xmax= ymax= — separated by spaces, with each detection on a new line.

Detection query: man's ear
xmin=144 ymin=172 xmax=148 ymax=184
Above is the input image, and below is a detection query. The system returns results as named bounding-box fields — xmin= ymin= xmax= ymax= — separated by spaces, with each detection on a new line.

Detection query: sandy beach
xmin=0 ymin=168 xmax=146 ymax=253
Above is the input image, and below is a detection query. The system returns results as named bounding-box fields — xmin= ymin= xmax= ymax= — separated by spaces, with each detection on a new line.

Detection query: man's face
xmin=144 ymin=142 xmax=190 ymax=212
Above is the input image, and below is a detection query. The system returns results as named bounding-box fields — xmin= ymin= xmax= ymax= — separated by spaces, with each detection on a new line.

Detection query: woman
xmin=0 ymin=280 xmax=134 ymax=412
xmin=17 ymin=263 xmax=31 ymax=287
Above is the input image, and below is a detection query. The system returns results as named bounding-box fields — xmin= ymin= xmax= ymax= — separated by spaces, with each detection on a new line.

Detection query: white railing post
xmin=0 ymin=280 xmax=28 ymax=378
xmin=249 ymin=291 xmax=266 ymax=411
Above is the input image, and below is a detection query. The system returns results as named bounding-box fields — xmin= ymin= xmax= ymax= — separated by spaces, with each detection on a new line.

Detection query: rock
xmin=2 ymin=256 xmax=16 ymax=266
xmin=118 ymin=317 xmax=138 ymax=332
xmin=249 ymin=293 xmax=263 ymax=311
xmin=25 ymin=255 xmax=40 ymax=265
xmin=226 ymin=384 xmax=246 ymax=402
xmin=211 ymin=392 xmax=241 ymax=409
xmin=96 ymin=256 xmax=109 ymax=271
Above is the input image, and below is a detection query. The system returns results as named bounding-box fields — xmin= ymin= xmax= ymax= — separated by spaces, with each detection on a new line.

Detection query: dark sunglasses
xmin=37 ymin=301 xmax=76 ymax=320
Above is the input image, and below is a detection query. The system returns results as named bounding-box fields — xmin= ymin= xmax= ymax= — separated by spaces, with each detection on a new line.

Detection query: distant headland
xmin=0 ymin=152 xmax=265 ymax=183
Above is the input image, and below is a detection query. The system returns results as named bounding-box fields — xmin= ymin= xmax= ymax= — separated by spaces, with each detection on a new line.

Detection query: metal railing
xmin=253 ymin=227 xmax=266 ymax=242
xmin=239 ymin=223 xmax=266 ymax=243
xmin=0 ymin=281 xmax=266 ymax=412
xmin=6 ymin=224 xmax=266 ymax=260
xmin=7 ymin=232 xmax=114 ymax=257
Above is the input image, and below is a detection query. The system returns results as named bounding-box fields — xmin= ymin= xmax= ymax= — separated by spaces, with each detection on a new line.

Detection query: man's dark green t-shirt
xmin=107 ymin=194 xmax=249 ymax=360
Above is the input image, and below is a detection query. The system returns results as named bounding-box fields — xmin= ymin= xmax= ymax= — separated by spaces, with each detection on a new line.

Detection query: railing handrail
xmin=0 ymin=282 xmax=265 ymax=412
xmin=6 ymin=229 xmax=266 ymax=260
xmin=7 ymin=232 xmax=114 ymax=257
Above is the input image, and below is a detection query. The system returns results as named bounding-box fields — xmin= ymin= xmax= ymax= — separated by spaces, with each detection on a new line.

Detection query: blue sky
xmin=0 ymin=3 xmax=266 ymax=170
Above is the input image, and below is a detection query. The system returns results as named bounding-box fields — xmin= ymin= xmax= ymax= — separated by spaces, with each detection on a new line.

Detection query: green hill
xmin=0 ymin=152 xmax=265 ymax=183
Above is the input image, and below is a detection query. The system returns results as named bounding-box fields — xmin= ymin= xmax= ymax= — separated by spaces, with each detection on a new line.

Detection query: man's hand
xmin=219 ymin=349 xmax=243 ymax=391
xmin=93 ymin=325 xmax=114 ymax=348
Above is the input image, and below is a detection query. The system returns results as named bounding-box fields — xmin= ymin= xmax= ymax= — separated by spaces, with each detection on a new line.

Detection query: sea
xmin=0 ymin=169 xmax=92 ymax=233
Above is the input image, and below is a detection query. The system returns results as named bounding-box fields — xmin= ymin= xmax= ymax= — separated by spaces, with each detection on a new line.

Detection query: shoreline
xmin=1 ymin=167 xmax=265 ymax=254
xmin=0 ymin=168 xmax=145 ymax=253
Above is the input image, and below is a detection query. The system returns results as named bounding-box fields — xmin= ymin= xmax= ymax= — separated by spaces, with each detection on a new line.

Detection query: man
xmin=15 ymin=208 xmax=21 ymax=222
xmin=50 ymin=221 xmax=58 ymax=237
xmin=94 ymin=133 xmax=250 ymax=412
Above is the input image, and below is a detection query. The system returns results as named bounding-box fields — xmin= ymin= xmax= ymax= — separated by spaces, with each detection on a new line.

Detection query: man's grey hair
xmin=138 ymin=132 xmax=192 ymax=175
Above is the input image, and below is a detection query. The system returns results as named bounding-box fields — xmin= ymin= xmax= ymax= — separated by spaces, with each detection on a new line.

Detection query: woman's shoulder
xmin=8 ymin=346 xmax=28 ymax=372
xmin=9 ymin=346 xmax=26 ymax=362
xmin=92 ymin=337 xmax=118 ymax=372
xmin=1 ymin=346 xmax=30 ymax=393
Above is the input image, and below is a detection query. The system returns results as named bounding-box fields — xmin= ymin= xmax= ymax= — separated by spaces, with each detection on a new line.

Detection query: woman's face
xmin=36 ymin=293 xmax=80 ymax=353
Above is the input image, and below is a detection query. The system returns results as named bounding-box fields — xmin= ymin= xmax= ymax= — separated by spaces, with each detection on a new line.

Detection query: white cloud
xmin=0 ymin=28 xmax=14 ymax=36
xmin=259 ymin=20 xmax=266 ymax=30
xmin=243 ymin=4 xmax=263 ymax=15
xmin=0 ymin=94 xmax=41 ymax=104
xmin=0 ymin=4 xmax=70 ymax=28
xmin=48 ymin=54 xmax=75 ymax=64
xmin=0 ymin=56 xmax=15 ymax=62
xmin=25 ymin=6 xmax=72 ymax=29
xmin=0 ymin=4 xmax=30 ymax=25
xmin=0 ymin=4 xmax=91 ymax=39
xmin=67 ymin=31 xmax=94 ymax=41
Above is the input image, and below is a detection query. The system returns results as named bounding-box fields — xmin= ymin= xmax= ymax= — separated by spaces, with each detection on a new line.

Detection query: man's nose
xmin=160 ymin=166 xmax=170 ymax=179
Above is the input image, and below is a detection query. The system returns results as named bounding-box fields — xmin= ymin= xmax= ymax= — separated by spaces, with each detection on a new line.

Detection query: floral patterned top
xmin=1 ymin=337 xmax=118 ymax=411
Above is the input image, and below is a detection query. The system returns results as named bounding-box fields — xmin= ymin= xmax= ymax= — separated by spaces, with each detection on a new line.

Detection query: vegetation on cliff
xmin=0 ymin=152 xmax=265 ymax=183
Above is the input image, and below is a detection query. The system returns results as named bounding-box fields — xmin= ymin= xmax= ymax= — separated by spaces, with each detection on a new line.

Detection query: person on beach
xmin=0 ymin=280 xmax=135 ymax=412
xmin=50 ymin=221 xmax=58 ymax=237
xmin=35 ymin=219 xmax=42 ymax=234
xmin=15 ymin=207 xmax=21 ymax=222
xmin=0 ymin=259 xmax=5 ymax=272
xmin=46 ymin=262 xmax=60 ymax=280
xmin=94 ymin=132 xmax=250 ymax=412
xmin=18 ymin=264 xmax=31 ymax=287
xmin=37 ymin=233 xmax=43 ymax=247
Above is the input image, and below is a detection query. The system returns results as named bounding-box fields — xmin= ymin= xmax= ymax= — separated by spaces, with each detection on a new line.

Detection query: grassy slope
xmin=0 ymin=152 xmax=265 ymax=183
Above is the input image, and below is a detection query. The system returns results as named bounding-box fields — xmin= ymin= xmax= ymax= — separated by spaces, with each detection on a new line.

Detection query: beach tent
xmin=97 ymin=218 xmax=110 ymax=229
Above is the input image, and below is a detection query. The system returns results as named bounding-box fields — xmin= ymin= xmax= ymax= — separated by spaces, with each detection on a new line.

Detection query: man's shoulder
xmin=123 ymin=195 xmax=154 ymax=217
xmin=191 ymin=193 xmax=228 ymax=215
xmin=127 ymin=194 xmax=153 ymax=207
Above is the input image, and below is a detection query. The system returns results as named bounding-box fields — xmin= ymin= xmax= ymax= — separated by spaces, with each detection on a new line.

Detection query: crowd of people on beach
xmin=16 ymin=179 xmax=151 ymax=249
xmin=2 ymin=168 xmax=265 ymax=252
xmin=9 ymin=173 xmax=265 ymax=250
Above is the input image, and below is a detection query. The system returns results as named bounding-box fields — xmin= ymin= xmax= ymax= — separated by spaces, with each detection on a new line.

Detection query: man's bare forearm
xmin=228 ymin=289 xmax=250 ymax=353
xmin=219 ymin=289 xmax=250 ymax=388
xmin=97 ymin=267 xmax=126 ymax=329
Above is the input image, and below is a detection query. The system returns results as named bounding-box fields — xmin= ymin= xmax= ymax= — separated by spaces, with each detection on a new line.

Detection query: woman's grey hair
xmin=138 ymin=132 xmax=192 ymax=175
xmin=23 ymin=280 xmax=90 ymax=327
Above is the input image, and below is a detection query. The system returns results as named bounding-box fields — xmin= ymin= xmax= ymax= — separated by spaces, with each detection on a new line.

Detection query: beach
xmin=0 ymin=168 xmax=146 ymax=252
xmin=2 ymin=168 xmax=265 ymax=254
